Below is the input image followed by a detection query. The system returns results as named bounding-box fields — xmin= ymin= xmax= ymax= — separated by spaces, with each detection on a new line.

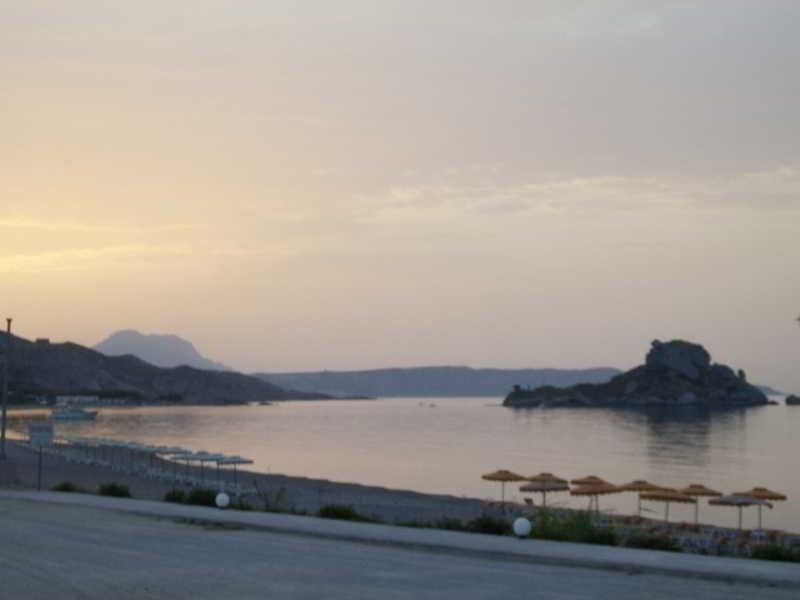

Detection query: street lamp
xmin=0 ymin=318 xmax=11 ymax=460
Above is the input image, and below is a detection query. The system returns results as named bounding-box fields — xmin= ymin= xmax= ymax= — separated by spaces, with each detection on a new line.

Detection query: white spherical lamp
xmin=215 ymin=492 xmax=230 ymax=509
xmin=513 ymin=517 xmax=532 ymax=538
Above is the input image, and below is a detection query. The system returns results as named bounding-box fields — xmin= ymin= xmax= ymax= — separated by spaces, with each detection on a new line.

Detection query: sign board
xmin=28 ymin=422 xmax=54 ymax=448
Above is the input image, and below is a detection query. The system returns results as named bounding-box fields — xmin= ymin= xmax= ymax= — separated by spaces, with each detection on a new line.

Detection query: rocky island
xmin=503 ymin=340 xmax=768 ymax=409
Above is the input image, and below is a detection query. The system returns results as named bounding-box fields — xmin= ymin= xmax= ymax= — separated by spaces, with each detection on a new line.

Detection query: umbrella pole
xmin=234 ymin=464 xmax=238 ymax=486
xmin=694 ymin=502 xmax=699 ymax=524
xmin=665 ymin=502 xmax=670 ymax=523
xmin=501 ymin=482 xmax=505 ymax=508
xmin=758 ymin=505 xmax=762 ymax=530
xmin=637 ymin=496 xmax=642 ymax=517
xmin=738 ymin=507 xmax=742 ymax=530
xmin=542 ymin=491 xmax=547 ymax=508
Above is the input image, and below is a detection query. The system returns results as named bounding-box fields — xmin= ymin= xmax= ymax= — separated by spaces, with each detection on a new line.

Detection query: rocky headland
xmin=1 ymin=332 xmax=329 ymax=405
xmin=786 ymin=395 xmax=800 ymax=406
xmin=503 ymin=340 xmax=768 ymax=409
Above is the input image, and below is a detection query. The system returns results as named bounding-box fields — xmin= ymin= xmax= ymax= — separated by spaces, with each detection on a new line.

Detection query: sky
xmin=2 ymin=1 xmax=799 ymax=390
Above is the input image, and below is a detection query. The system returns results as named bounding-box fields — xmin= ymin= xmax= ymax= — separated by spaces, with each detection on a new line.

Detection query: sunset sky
xmin=2 ymin=2 xmax=799 ymax=390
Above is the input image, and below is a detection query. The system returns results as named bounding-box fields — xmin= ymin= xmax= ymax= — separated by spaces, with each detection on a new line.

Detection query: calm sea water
xmin=48 ymin=397 xmax=798 ymax=532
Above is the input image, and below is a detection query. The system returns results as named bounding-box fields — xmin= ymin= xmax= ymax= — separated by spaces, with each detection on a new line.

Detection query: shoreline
xmin=2 ymin=439 xmax=798 ymax=560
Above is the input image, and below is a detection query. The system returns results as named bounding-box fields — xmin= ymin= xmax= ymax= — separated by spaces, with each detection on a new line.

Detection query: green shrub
xmin=98 ymin=483 xmax=131 ymax=498
xmin=435 ymin=518 xmax=468 ymax=531
xmin=468 ymin=515 xmax=510 ymax=536
xmin=531 ymin=510 xmax=617 ymax=546
xmin=164 ymin=489 xmax=187 ymax=503
xmin=624 ymin=534 xmax=681 ymax=552
xmin=318 ymin=504 xmax=376 ymax=522
xmin=751 ymin=544 xmax=800 ymax=562
xmin=233 ymin=498 xmax=253 ymax=511
xmin=51 ymin=481 xmax=81 ymax=493
xmin=396 ymin=520 xmax=430 ymax=529
xmin=185 ymin=488 xmax=218 ymax=507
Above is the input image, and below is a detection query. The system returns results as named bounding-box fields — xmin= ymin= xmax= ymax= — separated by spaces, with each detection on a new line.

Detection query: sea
xmin=44 ymin=396 xmax=799 ymax=532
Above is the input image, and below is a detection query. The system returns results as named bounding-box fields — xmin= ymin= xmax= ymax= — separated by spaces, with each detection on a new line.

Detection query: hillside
xmin=1 ymin=333 xmax=327 ymax=404
xmin=95 ymin=330 xmax=229 ymax=371
xmin=257 ymin=366 xmax=620 ymax=398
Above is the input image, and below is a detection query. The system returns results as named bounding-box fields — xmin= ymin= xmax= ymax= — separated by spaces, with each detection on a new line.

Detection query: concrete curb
xmin=2 ymin=490 xmax=798 ymax=589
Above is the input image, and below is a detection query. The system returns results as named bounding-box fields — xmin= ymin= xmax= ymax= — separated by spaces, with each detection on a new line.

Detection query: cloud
xmin=0 ymin=244 xmax=195 ymax=274
xmin=0 ymin=218 xmax=200 ymax=234
xmin=359 ymin=165 xmax=800 ymax=225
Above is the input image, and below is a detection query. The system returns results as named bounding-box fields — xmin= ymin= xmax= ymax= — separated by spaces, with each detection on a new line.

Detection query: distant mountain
xmin=95 ymin=330 xmax=229 ymax=371
xmin=256 ymin=366 xmax=620 ymax=398
xmin=2 ymin=332 xmax=328 ymax=404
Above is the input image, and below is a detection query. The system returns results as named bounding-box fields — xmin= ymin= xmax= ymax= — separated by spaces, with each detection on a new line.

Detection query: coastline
xmin=2 ymin=439 xmax=798 ymax=560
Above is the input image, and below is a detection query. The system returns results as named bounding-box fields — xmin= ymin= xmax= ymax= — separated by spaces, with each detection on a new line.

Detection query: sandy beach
xmin=3 ymin=438 xmax=799 ymax=562
xmin=2 ymin=440 xmax=487 ymax=523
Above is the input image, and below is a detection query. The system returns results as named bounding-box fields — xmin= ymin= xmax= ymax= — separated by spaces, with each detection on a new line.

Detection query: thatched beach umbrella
xmin=218 ymin=456 xmax=254 ymax=486
xmin=639 ymin=489 xmax=696 ymax=522
xmin=482 ymin=470 xmax=526 ymax=505
xmin=519 ymin=473 xmax=569 ymax=507
xmin=733 ymin=487 xmax=786 ymax=529
xmin=617 ymin=480 xmax=668 ymax=517
xmin=710 ymin=494 xmax=773 ymax=530
xmin=679 ymin=484 xmax=722 ymax=524
xmin=570 ymin=482 xmax=620 ymax=513
xmin=570 ymin=475 xmax=610 ymax=487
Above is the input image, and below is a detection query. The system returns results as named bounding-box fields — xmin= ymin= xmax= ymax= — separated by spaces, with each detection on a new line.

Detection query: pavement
xmin=1 ymin=489 xmax=799 ymax=598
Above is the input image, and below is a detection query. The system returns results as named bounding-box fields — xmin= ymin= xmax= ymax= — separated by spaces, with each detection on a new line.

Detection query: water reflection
xmin=11 ymin=398 xmax=800 ymax=531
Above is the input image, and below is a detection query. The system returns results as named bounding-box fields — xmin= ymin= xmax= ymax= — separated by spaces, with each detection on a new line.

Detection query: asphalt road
xmin=0 ymin=499 xmax=794 ymax=600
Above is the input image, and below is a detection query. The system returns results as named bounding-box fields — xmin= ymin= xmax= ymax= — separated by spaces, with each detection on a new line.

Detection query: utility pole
xmin=0 ymin=318 xmax=11 ymax=460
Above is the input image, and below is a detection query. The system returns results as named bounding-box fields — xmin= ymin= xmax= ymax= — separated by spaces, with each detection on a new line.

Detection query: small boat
xmin=49 ymin=407 xmax=98 ymax=421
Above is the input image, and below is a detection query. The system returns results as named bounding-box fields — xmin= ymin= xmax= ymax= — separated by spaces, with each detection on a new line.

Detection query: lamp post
xmin=1 ymin=318 xmax=12 ymax=460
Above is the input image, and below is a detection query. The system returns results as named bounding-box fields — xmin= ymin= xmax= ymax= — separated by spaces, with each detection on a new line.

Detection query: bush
xmin=396 ymin=520 xmax=430 ymax=529
xmin=468 ymin=515 xmax=510 ymax=536
xmin=318 ymin=504 xmax=376 ymax=522
xmin=51 ymin=481 xmax=82 ymax=493
xmin=751 ymin=544 xmax=800 ymax=563
xmin=185 ymin=488 xmax=218 ymax=507
xmin=98 ymin=483 xmax=131 ymax=498
xmin=232 ymin=498 xmax=253 ymax=511
xmin=624 ymin=534 xmax=681 ymax=552
xmin=531 ymin=508 xmax=618 ymax=546
xmin=531 ymin=509 xmax=617 ymax=546
xmin=435 ymin=518 xmax=468 ymax=532
xmin=164 ymin=489 xmax=187 ymax=503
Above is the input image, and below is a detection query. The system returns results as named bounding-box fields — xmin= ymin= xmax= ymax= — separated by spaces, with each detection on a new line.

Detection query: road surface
xmin=0 ymin=499 xmax=794 ymax=599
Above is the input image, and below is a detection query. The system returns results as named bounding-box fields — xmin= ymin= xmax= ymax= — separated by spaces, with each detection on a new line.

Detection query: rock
xmin=504 ymin=339 xmax=768 ymax=409
xmin=645 ymin=340 xmax=710 ymax=381
xmin=707 ymin=364 xmax=738 ymax=388
xmin=786 ymin=395 xmax=800 ymax=406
